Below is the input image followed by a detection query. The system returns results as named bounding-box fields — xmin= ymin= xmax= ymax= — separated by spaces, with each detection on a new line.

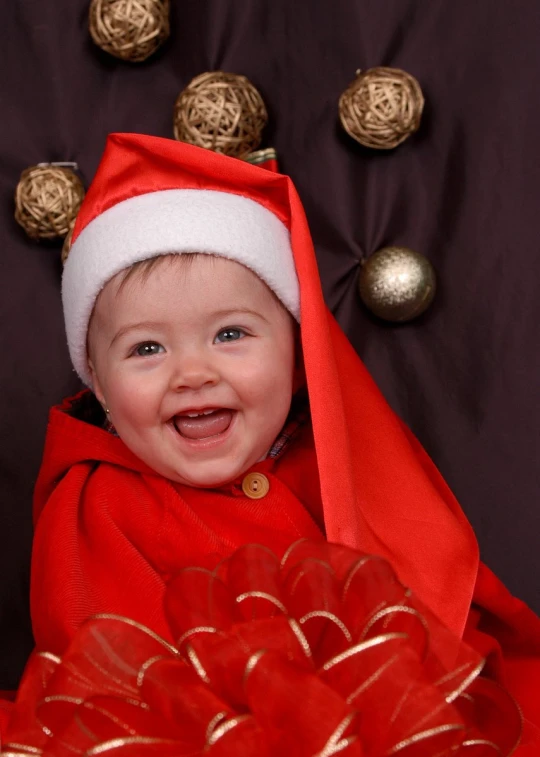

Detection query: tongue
xmin=175 ymin=410 xmax=233 ymax=440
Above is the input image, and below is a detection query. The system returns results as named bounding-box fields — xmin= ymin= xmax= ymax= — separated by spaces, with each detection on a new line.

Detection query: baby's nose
xmin=170 ymin=354 xmax=220 ymax=391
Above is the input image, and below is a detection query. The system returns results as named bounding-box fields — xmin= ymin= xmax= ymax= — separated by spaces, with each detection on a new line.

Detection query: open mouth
xmin=172 ymin=408 xmax=235 ymax=441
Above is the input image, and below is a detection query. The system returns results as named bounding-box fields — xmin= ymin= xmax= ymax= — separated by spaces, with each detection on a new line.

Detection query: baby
xmin=30 ymin=133 xmax=540 ymax=738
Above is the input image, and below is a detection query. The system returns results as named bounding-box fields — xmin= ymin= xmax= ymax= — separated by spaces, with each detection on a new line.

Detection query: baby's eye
xmin=133 ymin=342 xmax=165 ymax=357
xmin=214 ymin=328 xmax=245 ymax=343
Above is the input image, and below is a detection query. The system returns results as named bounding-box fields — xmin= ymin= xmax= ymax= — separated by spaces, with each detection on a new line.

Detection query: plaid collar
xmin=267 ymin=391 xmax=309 ymax=460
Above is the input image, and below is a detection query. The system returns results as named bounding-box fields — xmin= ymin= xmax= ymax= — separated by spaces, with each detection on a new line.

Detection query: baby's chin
xmin=170 ymin=474 xmax=243 ymax=489
xmin=165 ymin=459 xmax=261 ymax=489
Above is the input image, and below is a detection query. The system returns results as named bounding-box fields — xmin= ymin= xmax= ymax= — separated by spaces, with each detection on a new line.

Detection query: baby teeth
xmin=185 ymin=409 xmax=215 ymax=418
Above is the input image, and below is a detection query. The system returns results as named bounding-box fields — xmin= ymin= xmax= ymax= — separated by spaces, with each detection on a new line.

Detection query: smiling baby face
xmin=87 ymin=254 xmax=297 ymax=487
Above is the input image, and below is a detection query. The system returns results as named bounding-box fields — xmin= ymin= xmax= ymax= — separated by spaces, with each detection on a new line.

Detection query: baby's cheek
xmin=246 ymin=370 xmax=294 ymax=424
xmin=110 ymin=379 xmax=157 ymax=417
xmin=241 ymin=369 xmax=290 ymax=405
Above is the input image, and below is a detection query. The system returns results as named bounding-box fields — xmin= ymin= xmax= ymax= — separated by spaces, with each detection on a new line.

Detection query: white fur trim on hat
xmin=62 ymin=189 xmax=299 ymax=386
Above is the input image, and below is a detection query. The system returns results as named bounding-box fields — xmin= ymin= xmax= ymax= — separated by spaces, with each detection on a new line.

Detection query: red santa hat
xmin=62 ymin=133 xmax=299 ymax=386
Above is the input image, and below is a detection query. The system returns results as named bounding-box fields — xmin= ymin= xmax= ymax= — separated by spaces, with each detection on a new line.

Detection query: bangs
xmin=117 ymin=252 xmax=208 ymax=292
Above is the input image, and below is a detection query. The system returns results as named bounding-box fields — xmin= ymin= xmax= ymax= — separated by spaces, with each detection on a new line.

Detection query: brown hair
xmin=116 ymin=252 xmax=208 ymax=293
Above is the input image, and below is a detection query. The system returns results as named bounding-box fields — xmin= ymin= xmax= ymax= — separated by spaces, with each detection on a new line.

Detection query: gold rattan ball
xmin=89 ymin=0 xmax=170 ymax=62
xmin=339 ymin=67 xmax=424 ymax=149
xmin=174 ymin=71 xmax=268 ymax=158
xmin=15 ymin=165 xmax=85 ymax=241
xmin=358 ymin=246 xmax=436 ymax=322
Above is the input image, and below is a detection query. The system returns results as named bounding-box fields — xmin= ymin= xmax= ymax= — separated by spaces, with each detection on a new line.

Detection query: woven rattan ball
xmin=174 ymin=71 xmax=268 ymax=158
xmin=339 ymin=67 xmax=424 ymax=149
xmin=15 ymin=165 xmax=85 ymax=241
xmin=89 ymin=0 xmax=170 ymax=62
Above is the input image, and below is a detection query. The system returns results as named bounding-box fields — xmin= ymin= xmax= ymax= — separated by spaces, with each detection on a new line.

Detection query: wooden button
xmin=242 ymin=472 xmax=270 ymax=499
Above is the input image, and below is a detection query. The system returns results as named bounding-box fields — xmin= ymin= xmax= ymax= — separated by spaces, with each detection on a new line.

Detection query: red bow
xmin=3 ymin=540 xmax=521 ymax=756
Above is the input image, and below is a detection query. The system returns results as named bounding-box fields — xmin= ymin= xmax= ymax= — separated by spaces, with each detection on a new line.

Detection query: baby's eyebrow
xmin=211 ymin=307 xmax=268 ymax=322
xmin=109 ymin=321 xmax=167 ymax=348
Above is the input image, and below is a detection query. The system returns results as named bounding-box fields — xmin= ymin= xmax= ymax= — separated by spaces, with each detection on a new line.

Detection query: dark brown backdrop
xmin=1 ymin=0 xmax=539 ymax=688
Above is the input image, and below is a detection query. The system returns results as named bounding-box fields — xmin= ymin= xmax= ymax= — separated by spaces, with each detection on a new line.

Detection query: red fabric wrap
xmin=4 ymin=541 xmax=525 ymax=756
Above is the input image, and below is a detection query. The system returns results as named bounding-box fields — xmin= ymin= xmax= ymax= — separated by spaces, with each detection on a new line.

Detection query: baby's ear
xmin=88 ymin=359 xmax=106 ymax=408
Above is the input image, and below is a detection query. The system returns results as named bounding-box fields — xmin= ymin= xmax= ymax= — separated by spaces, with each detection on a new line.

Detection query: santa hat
xmin=62 ymin=133 xmax=299 ymax=386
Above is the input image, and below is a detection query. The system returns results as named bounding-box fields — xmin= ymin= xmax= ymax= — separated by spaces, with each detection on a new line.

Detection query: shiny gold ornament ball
xmin=174 ymin=71 xmax=268 ymax=159
xmin=358 ymin=246 xmax=436 ymax=322
xmin=89 ymin=0 xmax=170 ymax=62
xmin=339 ymin=67 xmax=424 ymax=149
xmin=14 ymin=165 xmax=85 ymax=241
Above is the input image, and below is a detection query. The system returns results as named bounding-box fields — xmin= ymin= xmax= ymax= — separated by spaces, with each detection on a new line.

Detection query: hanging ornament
xmin=89 ymin=0 xmax=170 ymax=62
xmin=14 ymin=163 xmax=85 ymax=242
xmin=339 ymin=67 xmax=424 ymax=149
xmin=173 ymin=71 xmax=268 ymax=159
xmin=358 ymin=246 xmax=436 ymax=322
